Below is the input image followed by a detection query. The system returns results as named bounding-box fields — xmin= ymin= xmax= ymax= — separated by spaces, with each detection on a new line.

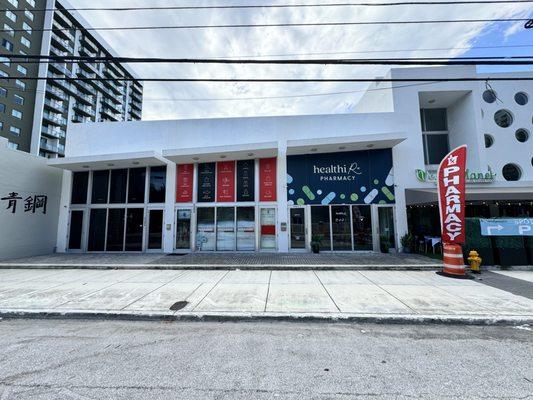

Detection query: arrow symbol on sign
xmin=487 ymin=225 xmax=504 ymax=235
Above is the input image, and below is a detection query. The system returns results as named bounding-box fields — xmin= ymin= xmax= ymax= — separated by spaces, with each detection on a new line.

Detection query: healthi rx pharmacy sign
xmin=437 ymin=146 xmax=467 ymax=244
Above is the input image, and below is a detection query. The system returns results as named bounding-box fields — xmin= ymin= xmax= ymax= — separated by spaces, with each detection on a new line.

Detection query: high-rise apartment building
xmin=0 ymin=0 xmax=143 ymax=158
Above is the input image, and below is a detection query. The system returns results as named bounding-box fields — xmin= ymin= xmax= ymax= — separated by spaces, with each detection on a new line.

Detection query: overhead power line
xmin=4 ymin=55 xmax=533 ymax=66
xmin=5 ymin=77 xmax=533 ymax=83
xmin=12 ymin=0 xmax=533 ymax=12
xmin=2 ymin=18 xmax=530 ymax=34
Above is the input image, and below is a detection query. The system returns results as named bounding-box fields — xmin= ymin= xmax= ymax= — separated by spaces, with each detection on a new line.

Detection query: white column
xmin=163 ymin=162 xmax=176 ymax=253
xmin=276 ymin=141 xmax=289 ymax=252
xmin=394 ymin=187 xmax=408 ymax=252
xmin=56 ymin=170 xmax=72 ymax=253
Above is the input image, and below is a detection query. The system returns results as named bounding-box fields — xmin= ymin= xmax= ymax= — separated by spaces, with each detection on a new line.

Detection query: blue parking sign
xmin=480 ymin=219 xmax=533 ymax=237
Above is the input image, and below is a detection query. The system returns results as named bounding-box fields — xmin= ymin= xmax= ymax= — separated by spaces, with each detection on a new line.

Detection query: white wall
xmin=0 ymin=140 xmax=63 ymax=260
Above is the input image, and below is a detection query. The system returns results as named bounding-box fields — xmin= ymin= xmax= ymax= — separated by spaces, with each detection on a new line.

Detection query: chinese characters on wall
xmin=1 ymin=193 xmax=48 ymax=215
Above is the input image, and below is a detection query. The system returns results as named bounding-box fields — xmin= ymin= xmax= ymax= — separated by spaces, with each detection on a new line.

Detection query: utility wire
xmin=1 ymin=18 xmax=530 ymax=34
xmin=5 ymin=77 xmax=533 ymax=82
xmin=11 ymin=0 xmax=533 ymax=12
xmin=4 ymin=55 xmax=533 ymax=65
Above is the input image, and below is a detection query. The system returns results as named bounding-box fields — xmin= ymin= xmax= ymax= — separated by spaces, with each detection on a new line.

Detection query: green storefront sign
xmin=416 ymin=168 xmax=496 ymax=184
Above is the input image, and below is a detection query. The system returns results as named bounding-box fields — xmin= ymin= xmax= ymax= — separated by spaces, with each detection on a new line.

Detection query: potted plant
xmin=311 ymin=235 xmax=324 ymax=254
xmin=380 ymin=235 xmax=391 ymax=254
xmin=400 ymin=233 xmax=414 ymax=253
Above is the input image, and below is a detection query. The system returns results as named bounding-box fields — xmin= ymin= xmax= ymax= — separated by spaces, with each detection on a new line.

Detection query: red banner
xmin=260 ymin=158 xmax=277 ymax=202
xmin=176 ymin=164 xmax=194 ymax=203
xmin=437 ymin=145 xmax=467 ymax=245
xmin=216 ymin=161 xmax=235 ymax=202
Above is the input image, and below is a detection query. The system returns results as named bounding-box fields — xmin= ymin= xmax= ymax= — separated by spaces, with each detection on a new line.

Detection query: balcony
xmin=106 ymin=62 xmax=123 ymax=77
xmin=51 ymin=35 xmax=74 ymax=54
xmin=102 ymin=96 xmax=123 ymax=113
xmin=130 ymin=89 xmax=143 ymax=102
xmin=129 ymin=107 xmax=142 ymax=120
xmin=81 ymin=35 xmax=99 ymax=53
xmin=54 ymin=10 xmax=73 ymax=30
xmin=49 ymin=62 xmax=74 ymax=78
xmin=45 ymin=84 xmax=68 ymax=101
xmin=130 ymin=99 xmax=142 ymax=111
xmin=44 ymin=98 xmax=66 ymax=113
xmin=72 ymin=115 xmax=93 ymax=124
xmin=41 ymin=126 xmax=66 ymax=140
xmin=50 ymin=45 xmax=68 ymax=57
xmin=48 ymin=72 xmax=77 ymax=96
xmin=73 ymin=103 xmax=96 ymax=118
xmin=43 ymin=111 xmax=67 ymax=126
xmin=40 ymin=139 xmax=65 ymax=155
xmin=78 ymin=46 xmax=97 ymax=58
xmin=100 ymin=107 xmax=122 ymax=121
xmin=52 ymin=21 xmax=75 ymax=42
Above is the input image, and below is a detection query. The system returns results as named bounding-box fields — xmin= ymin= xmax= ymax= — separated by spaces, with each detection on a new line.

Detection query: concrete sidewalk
xmin=0 ymin=269 xmax=532 ymax=325
xmin=0 ymin=252 xmax=442 ymax=270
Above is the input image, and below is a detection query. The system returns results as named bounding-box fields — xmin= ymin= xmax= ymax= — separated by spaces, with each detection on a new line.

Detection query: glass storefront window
xmin=106 ymin=209 xmax=125 ymax=252
xmin=332 ymin=206 xmax=352 ymax=251
xmin=88 ymin=209 xmax=106 ymax=251
xmin=109 ymin=169 xmax=127 ymax=204
xmin=197 ymin=207 xmax=215 ymax=251
xmin=260 ymin=208 xmax=276 ymax=250
xmin=311 ymin=206 xmax=331 ymax=251
xmin=91 ymin=170 xmax=109 ymax=204
xmin=237 ymin=207 xmax=255 ymax=251
xmin=176 ymin=209 xmax=191 ymax=250
xmin=378 ymin=207 xmax=396 ymax=250
xmin=128 ymin=168 xmax=146 ymax=204
xmin=216 ymin=207 xmax=236 ymax=251
xmin=149 ymin=166 xmax=166 ymax=203
xmin=352 ymin=206 xmax=373 ymax=251
xmin=71 ymin=172 xmax=89 ymax=205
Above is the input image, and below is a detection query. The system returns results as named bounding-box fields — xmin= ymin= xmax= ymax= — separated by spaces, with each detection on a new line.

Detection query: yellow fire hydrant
xmin=468 ymin=250 xmax=482 ymax=274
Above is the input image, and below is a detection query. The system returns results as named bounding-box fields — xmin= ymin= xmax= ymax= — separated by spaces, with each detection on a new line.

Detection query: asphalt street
xmin=0 ymin=319 xmax=531 ymax=399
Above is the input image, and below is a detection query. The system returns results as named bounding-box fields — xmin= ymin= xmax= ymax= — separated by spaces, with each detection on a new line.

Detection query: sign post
xmin=436 ymin=145 xmax=469 ymax=278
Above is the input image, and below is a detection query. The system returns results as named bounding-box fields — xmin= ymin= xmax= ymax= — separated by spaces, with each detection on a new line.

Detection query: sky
xmin=67 ymin=0 xmax=533 ymax=121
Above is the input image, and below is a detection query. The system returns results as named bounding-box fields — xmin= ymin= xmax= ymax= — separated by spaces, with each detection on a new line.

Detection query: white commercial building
xmin=40 ymin=66 xmax=531 ymax=261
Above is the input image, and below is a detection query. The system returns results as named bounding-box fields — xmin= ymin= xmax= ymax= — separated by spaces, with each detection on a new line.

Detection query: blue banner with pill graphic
xmin=286 ymin=149 xmax=395 ymax=205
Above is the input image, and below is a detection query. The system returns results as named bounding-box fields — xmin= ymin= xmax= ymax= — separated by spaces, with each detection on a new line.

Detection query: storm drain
xmin=170 ymin=301 xmax=189 ymax=311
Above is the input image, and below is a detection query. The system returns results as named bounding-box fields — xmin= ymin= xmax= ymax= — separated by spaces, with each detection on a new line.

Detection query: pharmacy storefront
xmin=62 ymin=147 xmax=397 ymax=254
xmin=286 ymin=149 xmax=396 ymax=252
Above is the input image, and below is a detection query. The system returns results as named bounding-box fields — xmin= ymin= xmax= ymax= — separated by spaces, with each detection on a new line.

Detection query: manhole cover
xmin=170 ymin=301 xmax=189 ymax=311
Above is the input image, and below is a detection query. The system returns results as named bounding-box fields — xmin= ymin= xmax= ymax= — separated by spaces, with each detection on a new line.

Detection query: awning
xmin=286 ymin=133 xmax=406 ymax=155
xmin=47 ymin=151 xmax=168 ymax=171
xmin=406 ymin=184 xmax=533 ymax=204
xmin=163 ymin=142 xmax=278 ymax=164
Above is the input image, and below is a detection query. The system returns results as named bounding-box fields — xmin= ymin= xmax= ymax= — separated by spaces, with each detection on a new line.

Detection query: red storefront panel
xmin=259 ymin=158 xmax=277 ymax=202
xmin=176 ymin=164 xmax=194 ymax=203
xmin=216 ymin=161 xmax=236 ymax=202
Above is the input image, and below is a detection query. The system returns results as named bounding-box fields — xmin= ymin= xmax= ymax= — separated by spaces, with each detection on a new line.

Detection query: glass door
xmin=196 ymin=207 xmax=215 ymax=251
xmin=68 ymin=210 xmax=85 ymax=251
xmin=332 ymin=206 xmax=352 ymax=251
xmin=176 ymin=209 xmax=192 ymax=251
xmin=352 ymin=205 xmax=373 ymax=251
xmin=106 ymin=209 xmax=126 ymax=251
xmin=378 ymin=206 xmax=396 ymax=251
xmin=290 ymin=207 xmax=307 ymax=250
xmin=147 ymin=209 xmax=164 ymax=250
xmin=260 ymin=208 xmax=277 ymax=251
xmin=87 ymin=209 xmax=106 ymax=252
xmin=216 ymin=207 xmax=236 ymax=251
xmin=237 ymin=207 xmax=255 ymax=251
xmin=125 ymin=208 xmax=144 ymax=251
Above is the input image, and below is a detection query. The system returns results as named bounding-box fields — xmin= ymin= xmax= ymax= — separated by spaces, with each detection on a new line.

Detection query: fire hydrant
xmin=468 ymin=250 xmax=482 ymax=274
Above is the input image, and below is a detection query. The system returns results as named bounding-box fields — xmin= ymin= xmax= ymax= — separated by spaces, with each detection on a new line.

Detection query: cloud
xmin=68 ymin=0 xmax=533 ymax=120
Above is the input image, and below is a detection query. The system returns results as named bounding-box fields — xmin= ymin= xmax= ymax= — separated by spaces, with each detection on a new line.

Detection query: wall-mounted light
xmin=339 ymin=146 xmax=346 ymax=150
xmin=310 ymin=148 xmax=318 ymax=152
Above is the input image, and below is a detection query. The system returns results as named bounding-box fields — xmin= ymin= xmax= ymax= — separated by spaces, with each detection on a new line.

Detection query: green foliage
xmin=495 ymin=236 xmax=525 ymax=250
xmin=311 ymin=234 xmax=324 ymax=245
xmin=400 ymin=233 xmax=414 ymax=248
xmin=464 ymin=218 xmax=492 ymax=249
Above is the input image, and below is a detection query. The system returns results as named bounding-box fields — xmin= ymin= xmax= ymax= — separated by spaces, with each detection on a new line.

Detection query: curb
xmin=0 ymin=264 xmax=443 ymax=271
xmin=1 ymin=310 xmax=531 ymax=326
